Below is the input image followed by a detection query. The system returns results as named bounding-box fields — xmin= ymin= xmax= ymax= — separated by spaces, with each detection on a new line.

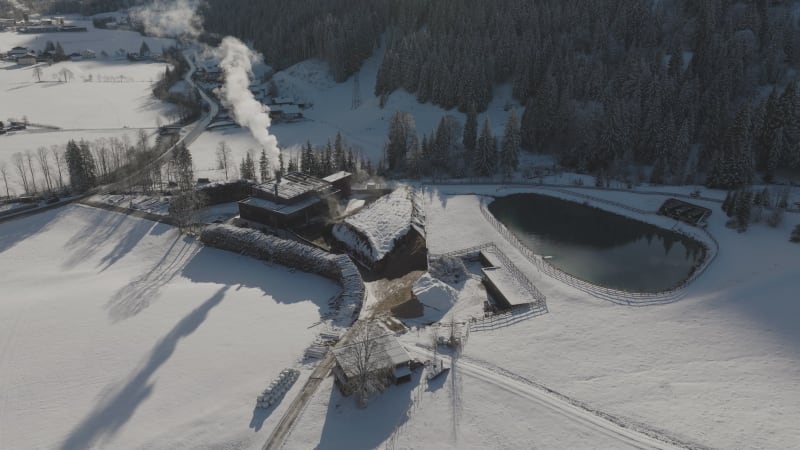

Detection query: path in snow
xmin=409 ymin=346 xmax=695 ymax=450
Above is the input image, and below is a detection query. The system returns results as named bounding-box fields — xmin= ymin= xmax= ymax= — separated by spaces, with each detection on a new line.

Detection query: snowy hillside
xmin=188 ymin=46 xmax=521 ymax=177
xmin=0 ymin=205 xmax=340 ymax=450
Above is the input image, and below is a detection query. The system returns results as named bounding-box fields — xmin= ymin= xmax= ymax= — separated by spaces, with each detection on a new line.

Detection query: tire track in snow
xmin=411 ymin=346 xmax=701 ymax=450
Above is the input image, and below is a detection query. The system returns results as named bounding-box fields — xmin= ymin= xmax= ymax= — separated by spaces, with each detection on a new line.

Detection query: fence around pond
xmin=477 ymin=190 xmax=720 ymax=306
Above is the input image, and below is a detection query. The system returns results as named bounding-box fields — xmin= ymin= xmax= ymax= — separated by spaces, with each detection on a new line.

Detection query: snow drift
xmin=412 ymin=273 xmax=459 ymax=312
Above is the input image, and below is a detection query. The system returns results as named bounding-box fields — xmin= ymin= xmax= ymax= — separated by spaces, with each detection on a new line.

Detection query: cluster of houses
xmin=0 ymin=16 xmax=86 ymax=33
xmin=0 ymin=120 xmax=27 ymax=135
xmin=196 ymin=59 xmax=307 ymax=125
xmin=2 ymin=45 xmax=97 ymax=65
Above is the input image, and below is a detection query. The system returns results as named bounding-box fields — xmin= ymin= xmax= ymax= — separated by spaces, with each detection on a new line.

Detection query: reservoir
xmin=488 ymin=194 xmax=706 ymax=292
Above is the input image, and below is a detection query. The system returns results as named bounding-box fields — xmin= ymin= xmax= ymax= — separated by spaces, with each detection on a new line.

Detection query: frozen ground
xmin=0 ymin=204 xmax=341 ymax=450
xmin=287 ymin=185 xmax=800 ymax=449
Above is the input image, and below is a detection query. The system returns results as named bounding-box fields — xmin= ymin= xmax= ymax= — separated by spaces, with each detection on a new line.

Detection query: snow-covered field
xmin=0 ymin=205 xmax=340 ymax=450
xmin=0 ymin=20 xmax=177 ymax=196
xmin=287 ymin=185 xmax=800 ymax=449
xmin=1 ymin=59 xmax=174 ymax=130
xmin=0 ymin=18 xmax=174 ymax=57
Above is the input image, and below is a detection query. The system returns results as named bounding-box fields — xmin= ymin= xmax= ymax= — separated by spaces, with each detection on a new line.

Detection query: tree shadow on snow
xmin=0 ymin=207 xmax=64 ymax=254
xmin=181 ymin=247 xmax=340 ymax=310
xmin=312 ymin=373 xmax=420 ymax=450
xmin=59 ymin=286 xmax=229 ymax=450
xmin=105 ymin=233 xmax=198 ymax=322
xmin=61 ymin=206 xmax=155 ymax=270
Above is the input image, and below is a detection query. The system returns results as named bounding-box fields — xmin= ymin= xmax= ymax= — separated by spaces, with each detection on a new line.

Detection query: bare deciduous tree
xmin=51 ymin=145 xmax=65 ymax=190
xmin=343 ymin=324 xmax=392 ymax=408
xmin=36 ymin=147 xmax=53 ymax=192
xmin=0 ymin=160 xmax=11 ymax=198
xmin=25 ymin=150 xmax=38 ymax=193
xmin=216 ymin=141 xmax=232 ymax=180
xmin=12 ymin=152 xmax=29 ymax=195
xmin=32 ymin=66 xmax=43 ymax=82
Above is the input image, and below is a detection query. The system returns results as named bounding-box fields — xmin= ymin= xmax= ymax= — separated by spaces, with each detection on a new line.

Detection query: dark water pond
xmin=488 ymin=194 xmax=706 ymax=292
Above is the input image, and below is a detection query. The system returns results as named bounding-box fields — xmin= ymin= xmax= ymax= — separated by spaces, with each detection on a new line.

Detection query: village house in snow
xmin=17 ymin=54 xmax=37 ymax=65
xmin=331 ymin=331 xmax=413 ymax=396
xmin=238 ymin=171 xmax=350 ymax=228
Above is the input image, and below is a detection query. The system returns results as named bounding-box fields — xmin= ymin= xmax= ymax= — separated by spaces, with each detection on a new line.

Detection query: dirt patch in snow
xmin=369 ymin=270 xmax=425 ymax=316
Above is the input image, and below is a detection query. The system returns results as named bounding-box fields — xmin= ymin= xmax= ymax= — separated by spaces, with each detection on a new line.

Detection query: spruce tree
xmin=259 ymin=149 xmax=269 ymax=181
xmin=791 ymin=224 xmax=800 ymax=243
xmin=78 ymin=140 xmax=97 ymax=189
xmin=172 ymin=142 xmax=194 ymax=190
xmin=473 ymin=118 xmax=497 ymax=177
xmin=301 ymin=141 xmax=313 ymax=174
xmin=463 ymin=103 xmax=477 ymax=152
xmin=500 ymin=109 xmax=521 ymax=179
xmin=334 ymin=132 xmax=346 ymax=171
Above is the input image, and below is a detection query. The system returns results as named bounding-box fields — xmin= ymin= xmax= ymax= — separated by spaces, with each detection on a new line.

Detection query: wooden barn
xmin=331 ymin=331 xmax=412 ymax=396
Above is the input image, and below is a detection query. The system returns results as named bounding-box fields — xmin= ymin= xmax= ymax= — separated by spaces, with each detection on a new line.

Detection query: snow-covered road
xmin=409 ymin=346 xmax=688 ymax=450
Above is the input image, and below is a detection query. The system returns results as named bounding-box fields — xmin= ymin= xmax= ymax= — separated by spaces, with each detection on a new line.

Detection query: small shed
xmin=17 ymin=55 xmax=37 ymax=65
xmin=479 ymin=249 xmax=543 ymax=310
xmin=323 ymin=171 xmax=352 ymax=198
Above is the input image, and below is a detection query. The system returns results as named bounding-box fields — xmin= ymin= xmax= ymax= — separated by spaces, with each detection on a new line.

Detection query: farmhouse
xmin=7 ymin=46 xmax=29 ymax=59
xmin=238 ymin=172 xmax=348 ymax=227
xmin=332 ymin=331 xmax=413 ymax=396
xmin=268 ymin=104 xmax=303 ymax=122
xmin=17 ymin=54 xmax=37 ymax=65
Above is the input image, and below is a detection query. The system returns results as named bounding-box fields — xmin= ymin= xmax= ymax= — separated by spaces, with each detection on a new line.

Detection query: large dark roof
xmin=254 ymin=172 xmax=334 ymax=202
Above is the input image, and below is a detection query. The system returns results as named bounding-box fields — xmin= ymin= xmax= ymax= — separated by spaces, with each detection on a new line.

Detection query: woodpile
xmin=200 ymin=224 xmax=364 ymax=318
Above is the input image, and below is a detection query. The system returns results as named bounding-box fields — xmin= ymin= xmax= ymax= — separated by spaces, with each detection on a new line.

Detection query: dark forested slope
xmin=203 ymin=0 xmax=800 ymax=186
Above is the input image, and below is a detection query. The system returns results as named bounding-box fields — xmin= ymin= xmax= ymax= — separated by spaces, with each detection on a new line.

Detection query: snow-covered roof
xmin=271 ymin=104 xmax=302 ymax=114
xmin=240 ymin=195 xmax=321 ymax=216
xmin=482 ymin=265 xmax=531 ymax=307
xmin=332 ymin=332 xmax=411 ymax=379
xmin=323 ymin=171 xmax=351 ymax=183
xmin=255 ymin=172 xmax=333 ymax=202
xmin=332 ymin=187 xmax=414 ymax=263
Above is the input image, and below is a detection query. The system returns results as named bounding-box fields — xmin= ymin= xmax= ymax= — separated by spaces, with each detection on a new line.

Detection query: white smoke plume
xmin=133 ymin=0 xmax=280 ymax=163
xmin=131 ymin=0 xmax=204 ymax=38
xmin=215 ymin=37 xmax=280 ymax=161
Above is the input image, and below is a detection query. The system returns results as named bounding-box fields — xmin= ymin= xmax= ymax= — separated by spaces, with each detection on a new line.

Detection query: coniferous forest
xmin=202 ymin=0 xmax=800 ymax=188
